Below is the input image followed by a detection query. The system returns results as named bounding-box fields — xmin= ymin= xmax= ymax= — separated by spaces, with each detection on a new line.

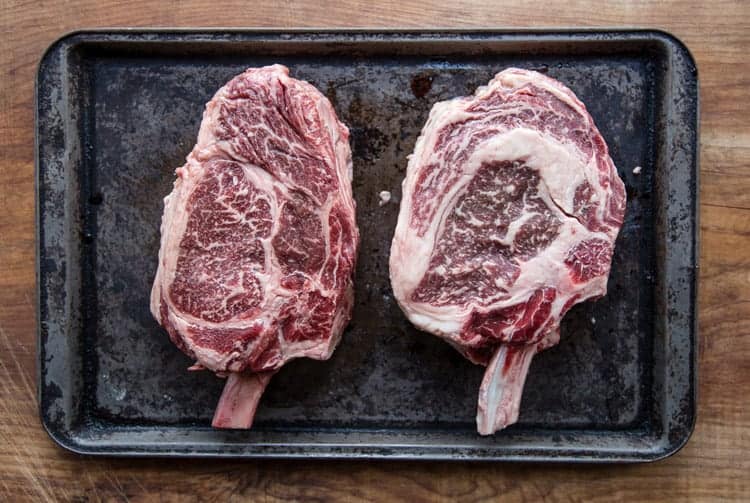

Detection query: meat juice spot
xmin=324 ymin=81 xmax=338 ymax=105
xmin=410 ymin=72 xmax=434 ymax=99
xmin=88 ymin=192 xmax=104 ymax=205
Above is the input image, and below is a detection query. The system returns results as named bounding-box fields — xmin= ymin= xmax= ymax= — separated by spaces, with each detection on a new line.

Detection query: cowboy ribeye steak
xmin=389 ymin=68 xmax=626 ymax=435
xmin=151 ymin=65 xmax=358 ymax=429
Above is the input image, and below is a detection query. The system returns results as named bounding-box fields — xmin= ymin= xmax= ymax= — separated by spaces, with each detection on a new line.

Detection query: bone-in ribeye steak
xmin=150 ymin=65 xmax=358 ymax=429
xmin=390 ymin=68 xmax=626 ymax=435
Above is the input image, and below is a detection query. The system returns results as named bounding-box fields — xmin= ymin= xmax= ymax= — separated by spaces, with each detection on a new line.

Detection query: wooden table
xmin=2 ymin=1 xmax=748 ymax=500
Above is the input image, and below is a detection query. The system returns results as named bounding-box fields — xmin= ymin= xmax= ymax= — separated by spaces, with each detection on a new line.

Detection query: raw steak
xmin=389 ymin=68 xmax=626 ymax=435
xmin=150 ymin=65 xmax=359 ymax=429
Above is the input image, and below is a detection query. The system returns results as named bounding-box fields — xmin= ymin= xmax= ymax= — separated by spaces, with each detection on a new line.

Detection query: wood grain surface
xmin=2 ymin=0 xmax=749 ymax=501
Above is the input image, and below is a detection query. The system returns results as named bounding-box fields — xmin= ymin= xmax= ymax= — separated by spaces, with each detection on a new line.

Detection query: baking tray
xmin=36 ymin=30 xmax=698 ymax=461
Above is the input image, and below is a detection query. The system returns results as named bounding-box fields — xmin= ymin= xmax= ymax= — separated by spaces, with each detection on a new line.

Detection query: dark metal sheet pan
xmin=36 ymin=29 xmax=698 ymax=461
